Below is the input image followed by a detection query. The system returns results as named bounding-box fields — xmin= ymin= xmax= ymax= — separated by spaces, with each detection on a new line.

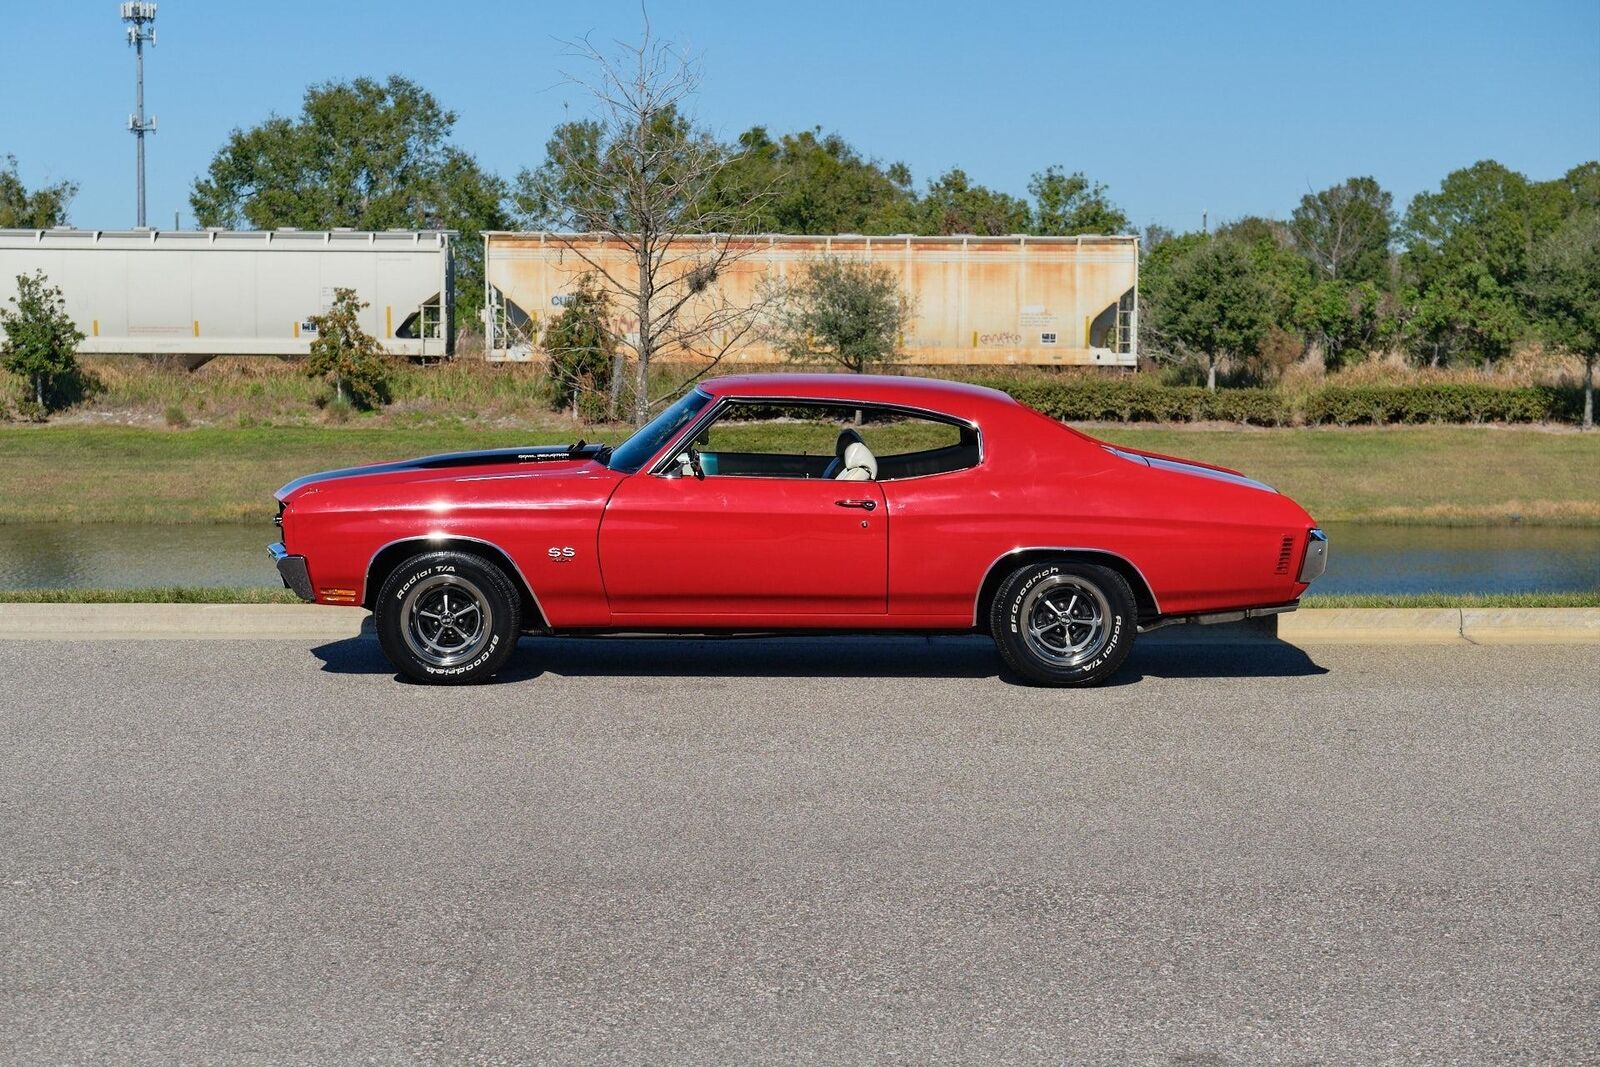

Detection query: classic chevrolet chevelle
xmin=270 ymin=375 xmax=1327 ymax=686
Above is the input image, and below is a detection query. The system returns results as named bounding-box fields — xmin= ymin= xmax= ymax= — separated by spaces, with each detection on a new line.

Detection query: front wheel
xmin=989 ymin=560 xmax=1135 ymax=687
xmin=374 ymin=550 xmax=521 ymax=684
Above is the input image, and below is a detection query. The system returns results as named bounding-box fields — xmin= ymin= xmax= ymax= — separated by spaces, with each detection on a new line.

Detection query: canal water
xmin=0 ymin=521 xmax=1596 ymax=596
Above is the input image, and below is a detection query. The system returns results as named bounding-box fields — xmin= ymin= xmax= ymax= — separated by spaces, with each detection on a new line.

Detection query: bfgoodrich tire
xmin=990 ymin=560 xmax=1135 ymax=687
xmin=374 ymin=550 xmax=521 ymax=684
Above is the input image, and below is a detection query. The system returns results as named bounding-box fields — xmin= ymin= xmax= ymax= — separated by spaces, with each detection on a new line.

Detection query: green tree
xmin=916 ymin=168 xmax=1031 ymax=235
xmin=701 ymin=126 xmax=918 ymax=235
xmin=0 ymin=156 xmax=77 ymax=228
xmin=1146 ymin=238 xmax=1271 ymax=390
xmin=190 ymin=75 xmax=508 ymax=321
xmin=1547 ymin=161 xmax=1600 ymax=216
xmin=1138 ymin=230 xmax=1208 ymax=364
xmin=0 ymin=271 xmax=86 ymax=416
xmin=305 ymin=288 xmax=391 ymax=410
xmin=1398 ymin=160 xmax=1558 ymax=365
xmin=1220 ymin=216 xmax=1316 ymax=334
xmin=770 ymin=258 xmax=913 ymax=373
xmin=1028 ymin=167 xmax=1129 ymax=235
xmin=543 ymin=273 xmax=619 ymax=419
xmin=1296 ymin=280 xmax=1391 ymax=371
xmin=1525 ymin=213 xmax=1600 ymax=429
xmin=1289 ymin=176 xmax=1394 ymax=285
xmin=1398 ymin=271 xmax=1525 ymax=368
xmin=514 ymin=112 xmax=686 ymax=232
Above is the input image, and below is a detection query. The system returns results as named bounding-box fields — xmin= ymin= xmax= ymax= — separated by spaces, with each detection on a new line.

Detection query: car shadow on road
xmin=310 ymin=631 xmax=1327 ymax=687
xmin=1123 ymin=638 xmax=1329 ymax=681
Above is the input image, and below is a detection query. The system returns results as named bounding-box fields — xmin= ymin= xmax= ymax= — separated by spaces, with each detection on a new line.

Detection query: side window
xmin=671 ymin=400 xmax=980 ymax=481
xmin=867 ymin=410 xmax=980 ymax=480
xmin=701 ymin=402 xmax=851 ymax=462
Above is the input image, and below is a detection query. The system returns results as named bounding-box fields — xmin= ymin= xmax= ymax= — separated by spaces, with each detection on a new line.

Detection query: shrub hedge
xmin=969 ymin=377 xmax=1584 ymax=426
xmin=1300 ymin=384 xmax=1582 ymax=425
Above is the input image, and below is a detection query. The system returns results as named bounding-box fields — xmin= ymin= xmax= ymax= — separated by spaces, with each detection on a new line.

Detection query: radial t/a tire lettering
xmin=989 ymin=560 xmax=1136 ymax=687
xmin=374 ymin=550 xmax=521 ymax=684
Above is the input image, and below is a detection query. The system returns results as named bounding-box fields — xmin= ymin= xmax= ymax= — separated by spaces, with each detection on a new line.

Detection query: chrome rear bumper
xmin=268 ymin=542 xmax=315 ymax=602
xmin=1298 ymin=528 xmax=1329 ymax=583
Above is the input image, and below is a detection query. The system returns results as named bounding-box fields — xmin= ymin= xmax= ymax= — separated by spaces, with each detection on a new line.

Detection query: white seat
xmin=835 ymin=441 xmax=877 ymax=481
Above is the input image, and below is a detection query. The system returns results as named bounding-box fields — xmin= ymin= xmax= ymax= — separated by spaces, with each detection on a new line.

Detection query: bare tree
xmin=516 ymin=17 xmax=771 ymax=425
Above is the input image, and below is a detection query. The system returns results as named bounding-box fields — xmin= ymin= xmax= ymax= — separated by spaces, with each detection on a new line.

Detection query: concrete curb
xmin=1279 ymin=608 xmax=1466 ymax=644
xmin=0 ymin=603 xmax=369 ymax=641
xmin=0 ymin=604 xmax=1597 ymax=644
xmin=1148 ymin=608 xmax=1600 ymax=644
xmin=1460 ymin=608 xmax=1600 ymax=644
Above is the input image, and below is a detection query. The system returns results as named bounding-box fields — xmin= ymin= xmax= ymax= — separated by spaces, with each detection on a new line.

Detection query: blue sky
xmin=3 ymin=0 xmax=1597 ymax=232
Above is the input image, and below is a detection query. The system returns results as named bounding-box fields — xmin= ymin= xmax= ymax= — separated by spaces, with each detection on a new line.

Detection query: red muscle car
xmin=269 ymin=374 xmax=1327 ymax=686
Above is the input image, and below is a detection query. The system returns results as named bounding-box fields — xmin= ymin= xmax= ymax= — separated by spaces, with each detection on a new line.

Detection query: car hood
xmin=275 ymin=444 xmax=610 ymax=501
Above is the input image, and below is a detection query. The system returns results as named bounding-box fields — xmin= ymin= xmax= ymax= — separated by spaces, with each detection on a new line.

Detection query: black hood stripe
xmin=276 ymin=444 xmax=605 ymax=499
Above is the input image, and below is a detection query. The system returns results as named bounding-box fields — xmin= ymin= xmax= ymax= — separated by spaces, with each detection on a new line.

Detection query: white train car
xmin=0 ymin=228 xmax=454 ymax=360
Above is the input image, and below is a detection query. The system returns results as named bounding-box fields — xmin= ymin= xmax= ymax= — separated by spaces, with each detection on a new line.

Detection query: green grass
xmin=0 ymin=425 xmax=604 ymax=524
xmin=1091 ymin=424 xmax=1600 ymax=526
xmin=2 ymin=587 xmax=1594 ymax=608
xmin=1299 ymin=591 xmax=1600 ymax=609
xmin=1 ymin=421 xmax=1597 ymax=526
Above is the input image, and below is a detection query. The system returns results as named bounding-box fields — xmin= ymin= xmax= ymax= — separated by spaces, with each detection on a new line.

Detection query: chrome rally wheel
xmin=400 ymin=573 xmax=494 ymax=671
xmin=1018 ymin=574 xmax=1113 ymax=668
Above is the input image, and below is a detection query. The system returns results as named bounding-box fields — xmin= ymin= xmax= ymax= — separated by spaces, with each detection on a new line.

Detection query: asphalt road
xmin=1 ymin=634 xmax=1595 ymax=1065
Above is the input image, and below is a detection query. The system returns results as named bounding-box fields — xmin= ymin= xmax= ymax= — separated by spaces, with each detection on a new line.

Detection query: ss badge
xmin=547 ymin=546 xmax=576 ymax=563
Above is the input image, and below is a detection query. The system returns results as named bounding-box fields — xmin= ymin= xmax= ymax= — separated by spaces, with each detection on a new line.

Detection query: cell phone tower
xmin=121 ymin=2 xmax=158 ymax=228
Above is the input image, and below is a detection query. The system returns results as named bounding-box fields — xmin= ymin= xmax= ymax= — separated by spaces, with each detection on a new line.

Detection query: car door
xmin=598 ymin=471 xmax=888 ymax=618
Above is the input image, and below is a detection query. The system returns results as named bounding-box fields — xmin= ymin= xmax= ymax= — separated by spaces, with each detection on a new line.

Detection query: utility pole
xmin=121 ymin=2 xmax=158 ymax=228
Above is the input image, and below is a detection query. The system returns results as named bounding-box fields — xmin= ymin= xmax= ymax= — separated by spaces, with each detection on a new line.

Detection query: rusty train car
xmin=483 ymin=232 xmax=1138 ymax=367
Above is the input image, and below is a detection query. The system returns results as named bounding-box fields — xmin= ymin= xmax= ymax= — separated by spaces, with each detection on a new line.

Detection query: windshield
xmin=605 ymin=388 xmax=713 ymax=474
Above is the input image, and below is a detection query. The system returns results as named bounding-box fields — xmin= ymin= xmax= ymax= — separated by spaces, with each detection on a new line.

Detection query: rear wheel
xmin=989 ymin=560 xmax=1135 ymax=687
xmin=374 ymin=551 xmax=521 ymax=684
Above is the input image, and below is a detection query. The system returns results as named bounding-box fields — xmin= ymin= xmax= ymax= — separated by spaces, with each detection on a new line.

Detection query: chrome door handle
xmin=835 ymin=498 xmax=876 ymax=511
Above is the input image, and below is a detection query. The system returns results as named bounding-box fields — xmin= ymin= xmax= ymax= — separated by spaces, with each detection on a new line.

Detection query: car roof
xmin=699 ymin=373 xmax=1017 ymax=420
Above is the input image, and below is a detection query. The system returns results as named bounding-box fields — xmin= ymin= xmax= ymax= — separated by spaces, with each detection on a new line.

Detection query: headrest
xmin=842 ymin=441 xmax=877 ymax=478
xmin=834 ymin=427 xmax=865 ymax=461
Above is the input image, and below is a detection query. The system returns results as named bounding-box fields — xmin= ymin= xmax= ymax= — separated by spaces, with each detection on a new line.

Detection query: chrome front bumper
xmin=268 ymin=542 xmax=315 ymax=602
xmin=1298 ymin=528 xmax=1329 ymax=583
